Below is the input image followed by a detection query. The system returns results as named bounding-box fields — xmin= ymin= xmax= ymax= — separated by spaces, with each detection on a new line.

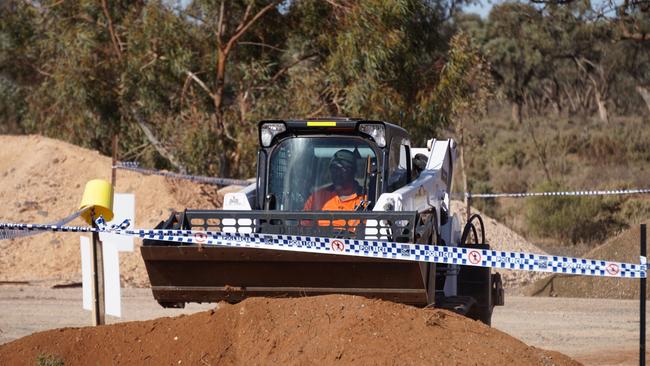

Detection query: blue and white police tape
xmin=0 ymin=208 xmax=90 ymax=240
xmin=454 ymin=188 xmax=650 ymax=199
xmin=1 ymin=220 xmax=646 ymax=279
xmin=114 ymin=161 xmax=251 ymax=186
xmin=0 ymin=217 xmax=129 ymax=239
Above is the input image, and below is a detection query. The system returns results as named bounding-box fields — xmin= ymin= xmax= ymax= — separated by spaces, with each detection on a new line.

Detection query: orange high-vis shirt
xmin=304 ymin=188 xmax=365 ymax=227
xmin=304 ymin=188 xmax=364 ymax=211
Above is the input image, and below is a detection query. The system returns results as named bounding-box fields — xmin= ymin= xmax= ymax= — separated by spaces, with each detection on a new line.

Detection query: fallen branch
xmin=636 ymin=85 xmax=650 ymax=114
xmin=131 ymin=110 xmax=188 ymax=174
xmin=185 ymin=71 xmax=216 ymax=100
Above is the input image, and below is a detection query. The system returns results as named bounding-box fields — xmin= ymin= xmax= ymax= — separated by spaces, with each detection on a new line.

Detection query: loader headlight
xmin=359 ymin=123 xmax=386 ymax=147
xmin=260 ymin=123 xmax=286 ymax=147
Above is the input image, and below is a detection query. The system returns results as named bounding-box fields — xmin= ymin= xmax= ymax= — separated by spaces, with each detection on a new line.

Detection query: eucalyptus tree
xmin=483 ymin=2 xmax=551 ymax=124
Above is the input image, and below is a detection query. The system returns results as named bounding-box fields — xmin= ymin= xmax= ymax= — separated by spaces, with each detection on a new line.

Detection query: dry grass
xmin=452 ymin=110 xmax=650 ymax=255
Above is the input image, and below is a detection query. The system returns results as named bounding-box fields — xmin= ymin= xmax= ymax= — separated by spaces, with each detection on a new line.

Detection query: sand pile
xmin=451 ymin=201 xmax=550 ymax=292
xmin=0 ymin=294 xmax=578 ymax=365
xmin=0 ymin=135 xmax=220 ymax=287
xmin=526 ymin=220 xmax=649 ymax=299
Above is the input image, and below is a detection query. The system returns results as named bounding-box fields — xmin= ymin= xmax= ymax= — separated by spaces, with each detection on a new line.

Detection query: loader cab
xmin=256 ymin=118 xmax=413 ymax=211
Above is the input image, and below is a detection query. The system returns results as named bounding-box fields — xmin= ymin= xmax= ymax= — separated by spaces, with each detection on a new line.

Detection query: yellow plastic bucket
xmin=79 ymin=179 xmax=114 ymax=224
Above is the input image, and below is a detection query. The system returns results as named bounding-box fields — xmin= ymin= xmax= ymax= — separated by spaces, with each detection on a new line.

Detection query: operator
xmin=303 ymin=149 xmax=365 ymax=212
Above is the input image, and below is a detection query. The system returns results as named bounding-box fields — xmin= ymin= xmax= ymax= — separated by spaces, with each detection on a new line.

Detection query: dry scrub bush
xmin=525 ymin=181 xmax=627 ymax=245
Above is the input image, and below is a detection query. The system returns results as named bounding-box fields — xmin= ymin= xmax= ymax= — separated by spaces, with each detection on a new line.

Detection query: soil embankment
xmin=0 ymin=294 xmax=579 ymax=365
xmin=527 ymin=220 xmax=649 ymax=299
xmin=0 ymin=135 xmax=594 ymax=365
xmin=0 ymin=135 xmax=219 ymax=287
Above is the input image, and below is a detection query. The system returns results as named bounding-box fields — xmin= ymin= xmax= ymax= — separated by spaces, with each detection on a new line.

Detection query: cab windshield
xmin=268 ymin=137 xmax=377 ymax=211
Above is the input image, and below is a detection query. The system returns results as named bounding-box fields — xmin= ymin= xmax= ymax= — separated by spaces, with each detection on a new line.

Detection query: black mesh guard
xmin=144 ymin=210 xmax=419 ymax=245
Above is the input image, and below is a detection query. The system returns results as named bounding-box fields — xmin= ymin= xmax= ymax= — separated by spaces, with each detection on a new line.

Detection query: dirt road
xmin=0 ymin=285 xmax=646 ymax=365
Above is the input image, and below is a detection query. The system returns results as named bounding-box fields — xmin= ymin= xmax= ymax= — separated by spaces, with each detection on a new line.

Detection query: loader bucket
xmin=141 ymin=210 xmax=436 ymax=307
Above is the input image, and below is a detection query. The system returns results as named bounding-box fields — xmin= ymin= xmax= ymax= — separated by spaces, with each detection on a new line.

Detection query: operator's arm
xmin=303 ymin=194 xmax=314 ymax=211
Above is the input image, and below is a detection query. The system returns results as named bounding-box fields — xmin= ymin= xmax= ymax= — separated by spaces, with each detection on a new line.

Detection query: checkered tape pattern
xmin=0 ymin=222 xmax=96 ymax=235
xmin=1 ymin=221 xmax=646 ymax=279
xmin=465 ymin=188 xmax=650 ymax=199
xmin=114 ymin=162 xmax=250 ymax=186
xmin=0 ymin=208 xmax=89 ymax=240
xmin=111 ymin=227 xmax=649 ymax=279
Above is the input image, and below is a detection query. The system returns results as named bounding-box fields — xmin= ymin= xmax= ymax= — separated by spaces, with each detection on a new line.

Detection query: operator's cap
xmin=330 ymin=149 xmax=356 ymax=172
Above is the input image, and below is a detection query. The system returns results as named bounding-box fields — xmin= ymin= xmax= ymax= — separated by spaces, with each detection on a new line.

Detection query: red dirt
xmin=0 ymin=295 xmax=578 ymax=365
xmin=0 ymin=135 xmax=581 ymax=364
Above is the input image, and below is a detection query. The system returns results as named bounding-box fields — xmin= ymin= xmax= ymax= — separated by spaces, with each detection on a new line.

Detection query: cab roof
xmin=258 ymin=117 xmax=409 ymax=138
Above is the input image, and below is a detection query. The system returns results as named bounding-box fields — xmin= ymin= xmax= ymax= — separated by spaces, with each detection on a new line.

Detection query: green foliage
xmin=0 ymin=1 xmax=37 ymax=133
xmin=457 ymin=2 xmax=650 ymax=122
xmin=289 ymin=0 xmax=454 ymax=142
xmin=469 ymin=180 xmax=498 ymax=217
xmin=427 ymin=31 xmax=493 ymax=126
xmin=0 ymin=76 xmax=26 ymax=134
xmin=619 ymin=199 xmax=650 ymax=226
xmin=0 ymin=0 xmax=647 ymax=191
xmin=0 ymin=0 xmax=647 ymax=250
xmin=483 ymin=3 xmax=549 ymax=108
xmin=525 ymin=181 xmax=627 ymax=245
xmin=493 ymin=140 xmax=526 ymax=169
xmin=458 ymin=113 xmax=650 ymax=248
xmin=36 ymin=354 xmax=64 ymax=366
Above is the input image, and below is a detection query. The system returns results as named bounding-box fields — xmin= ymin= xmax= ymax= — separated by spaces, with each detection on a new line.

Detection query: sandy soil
xmin=1 ymin=286 xmax=647 ymax=365
xmin=0 ymin=135 xmax=220 ymax=287
xmin=0 ymin=286 xmax=580 ymax=366
xmin=1 ymin=134 xmax=645 ymax=365
xmin=452 ymin=200 xmax=551 ymax=292
xmin=527 ymin=220 xmax=650 ymax=299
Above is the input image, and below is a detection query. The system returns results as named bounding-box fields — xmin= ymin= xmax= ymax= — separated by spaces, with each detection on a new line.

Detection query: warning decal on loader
xmin=193 ymin=232 xmax=208 ymax=244
xmin=467 ymin=250 xmax=482 ymax=265
xmin=331 ymin=240 xmax=345 ymax=252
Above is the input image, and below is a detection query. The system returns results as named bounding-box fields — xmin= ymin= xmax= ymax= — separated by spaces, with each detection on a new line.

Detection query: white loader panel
xmin=369 ymin=139 xmax=457 ymax=242
xmin=222 ymin=192 xmax=253 ymax=233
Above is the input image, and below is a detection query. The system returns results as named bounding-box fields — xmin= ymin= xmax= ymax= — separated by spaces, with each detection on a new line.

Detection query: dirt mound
xmin=0 ymin=135 xmax=220 ymax=287
xmin=0 ymin=294 xmax=578 ymax=365
xmin=526 ymin=220 xmax=649 ymax=299
xmin=451 ymin=201 xmax=550 ymax=292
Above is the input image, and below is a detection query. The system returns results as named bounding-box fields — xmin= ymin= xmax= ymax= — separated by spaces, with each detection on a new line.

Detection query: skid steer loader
xmin=141 ymin=118 xmax=504 ymax=324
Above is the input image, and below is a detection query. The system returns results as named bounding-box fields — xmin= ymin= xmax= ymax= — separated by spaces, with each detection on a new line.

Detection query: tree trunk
xmin=511 ymin=101 xmax=522 ymax=124
xmin=460 ymin=138 xmax=469 ymax=203
xmin=580 ymin=84 xmax=594 ymax=115
xmin=562 ymin=85 xmax=577 ymax=115
xmin=213 ymin=47 xmax=233 ymax=177
xmin=552 ymin=79 xmax=562 ymax=117
xmin=213 ymin=48 xmax=227 ymax=128
xmin=459 ymin=124 xmax=470 ymax=223
xmin=594 ymin=87 xmax=609 ymax=123
xmin=636 ymin=85 xmax=650 ymax=114
xmin=525 ymin=118 xmax=552 ymax=182
xmin=238 ymin=89 xmax=248 ymax=124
